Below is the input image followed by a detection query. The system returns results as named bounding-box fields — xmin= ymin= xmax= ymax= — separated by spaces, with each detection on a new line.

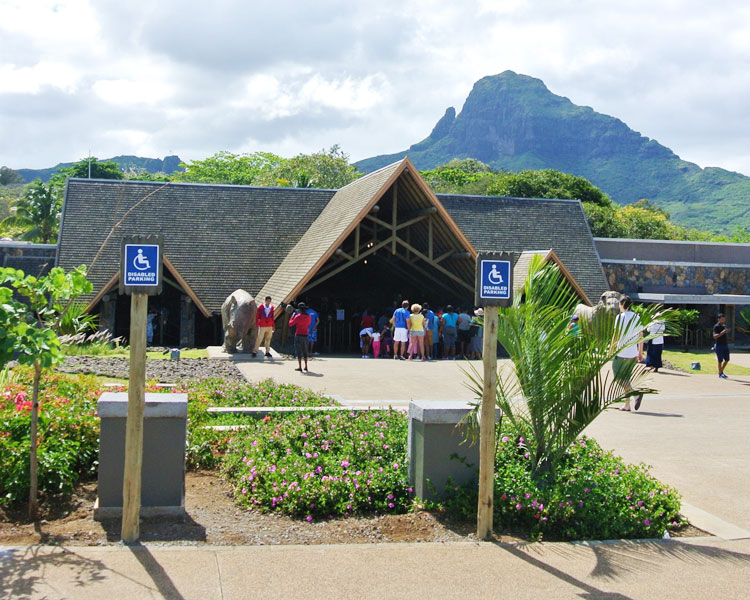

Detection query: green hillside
xmin=17 ymin=155 xmax=183 ymax=183
xmin=356 ymin=71 xmax=750 ymax=233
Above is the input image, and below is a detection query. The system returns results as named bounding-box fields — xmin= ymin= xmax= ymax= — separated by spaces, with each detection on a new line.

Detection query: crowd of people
xmin=357 ymin=301 xmax=484 ymax=361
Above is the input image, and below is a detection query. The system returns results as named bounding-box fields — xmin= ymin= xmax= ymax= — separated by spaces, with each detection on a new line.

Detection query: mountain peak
xmin=354 ymin=72 xmax=750 ymax=232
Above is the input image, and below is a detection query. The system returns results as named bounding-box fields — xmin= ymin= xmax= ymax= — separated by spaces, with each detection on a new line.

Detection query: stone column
xmin=99 ymin=294 xmax=116 ymax=336
xmin=180 ymin=295 xmax=195 ymax=347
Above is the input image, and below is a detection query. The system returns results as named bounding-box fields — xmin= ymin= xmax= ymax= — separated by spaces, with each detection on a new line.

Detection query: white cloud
xmin=0 ymin=0 xmax=748 ymax=178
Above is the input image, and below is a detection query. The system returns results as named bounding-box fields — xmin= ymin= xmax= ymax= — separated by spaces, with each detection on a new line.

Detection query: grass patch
xmin=663 ymin=349 xmax=750 ymax=376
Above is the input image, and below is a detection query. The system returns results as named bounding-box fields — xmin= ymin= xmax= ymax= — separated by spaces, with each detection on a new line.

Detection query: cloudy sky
xmin=2 ymin=0 xmax=749 ymax=176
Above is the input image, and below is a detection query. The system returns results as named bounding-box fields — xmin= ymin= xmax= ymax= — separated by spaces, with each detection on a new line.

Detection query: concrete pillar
xmin=180 ymin=295 xmax=195 ymax=347
xmin=408 ymin=400 xmax=501 ymax=502
xmin=99 ymin=294 xmax=116 ymax=336
xmin=95 ymin=392 xmax=187 ymax=519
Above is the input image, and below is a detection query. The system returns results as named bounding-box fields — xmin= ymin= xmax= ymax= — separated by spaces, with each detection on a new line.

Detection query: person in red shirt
xmin=253 ymin=296 xmax=275 ymax=358
xmin=288 ymin=302 xmax=312 ymax=372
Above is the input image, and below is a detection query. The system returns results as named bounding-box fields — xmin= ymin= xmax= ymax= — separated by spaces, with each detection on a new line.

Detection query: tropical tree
xmin=466 ymin=256 xmax=674 ymax=483
xmin=273 ymin=145 xmax=361 ymax=189
xmin=0 ymin=166 xmax=24 ymax=186
xmin=177 ymin=146 xmax=361 ymax=188
xmin=177 ymin=151 xmax=284 ymax=185
xmin=0 ymin=265 xmax=93 ymax=518
xmin=1 ymin=180 xmax=62 ymax=243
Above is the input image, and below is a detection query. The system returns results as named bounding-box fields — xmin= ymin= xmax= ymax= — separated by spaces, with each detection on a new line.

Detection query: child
xmin=380 ymin=325 xmax=393 ymax=358
xmin=371 ymin=329 xmax=382 ymax=358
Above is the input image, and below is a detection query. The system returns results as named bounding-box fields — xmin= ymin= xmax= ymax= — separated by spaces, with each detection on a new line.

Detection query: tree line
xmin=3 ymin=150 xmax=746 ymax=244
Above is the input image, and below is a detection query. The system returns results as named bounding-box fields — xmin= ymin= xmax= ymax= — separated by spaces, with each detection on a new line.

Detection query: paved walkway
xmin=3 ymin=352 xmax=750 ymax=598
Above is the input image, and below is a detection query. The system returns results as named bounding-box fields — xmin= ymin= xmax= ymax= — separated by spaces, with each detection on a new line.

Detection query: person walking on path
xmin=612 ymin=296 xmax=644 ymax=412
xmin=253 ymin=296 xmax=276 ymax=358
xmin=392 ymin=300 xmax=411 ymax=360
xmin=713 ymin=313 xmax=731 ymax=379
xmin=645 ymin=319 xmax=666 ymax=372
xmin=289 ymin=302 xmax=312 ymax=372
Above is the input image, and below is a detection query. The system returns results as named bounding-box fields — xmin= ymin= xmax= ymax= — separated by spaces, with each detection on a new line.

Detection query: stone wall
xmin=603 ymin=262 xmax=749 ymax=296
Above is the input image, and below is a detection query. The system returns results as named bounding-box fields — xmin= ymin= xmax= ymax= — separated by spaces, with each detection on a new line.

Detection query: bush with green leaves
xmin=222 ymin=410 xmax=411 ymax=519
xmin=186 ymin=378 xmax=339 ymax=469
xmin=0 ymin=371 xmax=100 ymax=505
xmin=443 ymin=429 xmax=682 ymax=541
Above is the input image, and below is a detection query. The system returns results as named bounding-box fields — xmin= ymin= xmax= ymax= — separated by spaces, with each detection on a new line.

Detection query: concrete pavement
xmin=2 ymin=538 xmax=750 ymax=599
xmin=3 ymin=353 xmax=750 ymax=598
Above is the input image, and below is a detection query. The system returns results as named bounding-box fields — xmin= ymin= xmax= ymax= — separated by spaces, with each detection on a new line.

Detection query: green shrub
xmin=0 ymin=371 xmax=100 ymax=505
xmin=222 ymin=410 xmax=411 ymax=519
xmin=443 ymin=429 xmax=682 ymax=540
xmin=186 ymin=378 xmax=339 ymax=470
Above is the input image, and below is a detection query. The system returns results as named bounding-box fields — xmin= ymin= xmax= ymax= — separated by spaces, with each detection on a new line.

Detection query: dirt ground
xmin=0 ymin=471 xmax=485 ymax=547
xmin=0 ymin=470 xmax=705 ymax=547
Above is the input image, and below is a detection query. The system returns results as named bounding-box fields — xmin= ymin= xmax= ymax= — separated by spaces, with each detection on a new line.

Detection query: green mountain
xmin=17 ymin=155 xmax=183 ymax=184
xmin=355 ymin=71 xmax=750 ymax=233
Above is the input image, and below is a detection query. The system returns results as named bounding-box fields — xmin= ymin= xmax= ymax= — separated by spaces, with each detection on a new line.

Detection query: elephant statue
xmin=221 ymin=289 xmax=258 ymax=353
xmin=573 ymin=290 xmax=623 ymax=337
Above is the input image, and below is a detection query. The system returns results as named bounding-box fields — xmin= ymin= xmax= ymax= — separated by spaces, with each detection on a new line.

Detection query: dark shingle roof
xmin=57 ymin=179 xmax=333 ymax=312
xmin=439 ymin=194 xmax=608 ymax=303
xmin=57 ymin=170 xmax=609 ymax=315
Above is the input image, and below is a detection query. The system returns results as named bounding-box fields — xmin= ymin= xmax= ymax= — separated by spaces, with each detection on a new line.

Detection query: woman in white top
xmin=645 ymin=320 xmax=666 ymax=372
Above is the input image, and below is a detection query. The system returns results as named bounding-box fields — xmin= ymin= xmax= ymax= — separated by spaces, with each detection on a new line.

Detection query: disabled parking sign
xmin=475 ymin=252 xmax=514 ymax=307
xmin=120 ymin=235 xmax=163 ymax=295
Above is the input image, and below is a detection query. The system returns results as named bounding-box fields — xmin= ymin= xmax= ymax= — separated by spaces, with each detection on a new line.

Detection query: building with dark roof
xmin=56 ymin=158 xmax=608 ymax=349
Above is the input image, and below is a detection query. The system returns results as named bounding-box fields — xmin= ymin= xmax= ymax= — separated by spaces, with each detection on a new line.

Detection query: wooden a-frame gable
xmin=257 ymin=158 xmax=478 ymax=312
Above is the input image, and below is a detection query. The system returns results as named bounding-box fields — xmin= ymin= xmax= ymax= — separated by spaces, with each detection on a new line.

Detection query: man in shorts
xmin=288 ymin=302 xmax=311 ymax=372
xmin=713 ymin=313 xmax=730 ymax=379
xmin=612 ymin=296 xmax=644 ymax=411
xmin=392 ymin=300 xmax=410 ymax=360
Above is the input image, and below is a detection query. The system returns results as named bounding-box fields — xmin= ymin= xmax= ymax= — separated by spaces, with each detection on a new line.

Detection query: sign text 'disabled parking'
xmin=124 ymin=244 xmax=159 ymax=286
xmin=474 ymin=251 xmax=514 ymax=307
xmin=120 ymin=235 xmax=163 ymax=296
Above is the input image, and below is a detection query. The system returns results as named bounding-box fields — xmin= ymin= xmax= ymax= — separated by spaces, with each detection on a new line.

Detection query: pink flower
xmin=306 ymin=515 xmax=313 ymax=522
xmin=341 ymin=460 xmax=350 ymax=468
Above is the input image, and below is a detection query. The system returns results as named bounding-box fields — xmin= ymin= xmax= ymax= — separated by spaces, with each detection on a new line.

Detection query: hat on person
xmin=570 ymin=314 xmax=579 ymax=321
xmin=297 ymin=302 xmax=306 ymax=309
xmin=474 ymin=308 xmax=484 ymax=316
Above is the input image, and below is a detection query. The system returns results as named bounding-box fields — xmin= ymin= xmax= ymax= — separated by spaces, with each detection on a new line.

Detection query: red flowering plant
xmin=0 ymin=370 xmax=100 ymax=507
xmin=0 ymin=266 xmax=92 ymax=517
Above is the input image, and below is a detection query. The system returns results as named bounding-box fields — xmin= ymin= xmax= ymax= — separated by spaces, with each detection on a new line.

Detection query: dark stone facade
xmin=604 ymin=263 xmax=749 ymax=296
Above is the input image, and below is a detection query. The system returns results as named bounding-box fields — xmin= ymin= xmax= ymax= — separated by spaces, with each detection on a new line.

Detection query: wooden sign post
xmin=119 ymin=235 xmax=163 ymax=543
xmin=474 ymin=252 xmax=514 ymax=540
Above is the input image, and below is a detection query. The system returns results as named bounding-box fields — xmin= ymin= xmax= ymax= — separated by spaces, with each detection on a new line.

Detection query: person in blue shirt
xmin=423 ymin=302 xmax=436 ymax=360
xmin=307 ymin=306 xmax=319 ymax=355
xmin=392 ymin=300 xmax=411 ymax=360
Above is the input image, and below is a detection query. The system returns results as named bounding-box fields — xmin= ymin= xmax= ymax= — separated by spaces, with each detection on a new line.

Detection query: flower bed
xmin=222 ymin=410 xmax=411 ymax=520
xmin=186 ymin=378 xmax=339 ymax=469
xmin=443 ymin=431 xmax=683 ymax=540
xmin=0 ymin=372 xmax=100 ymax=505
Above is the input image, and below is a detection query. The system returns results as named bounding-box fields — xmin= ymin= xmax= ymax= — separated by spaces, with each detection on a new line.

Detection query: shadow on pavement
xmin=127 ymin=542 xmax=186 ymax=600
xmin=0 ymin=546 xmax=107 ymax=599
xmin=497 ymin=538 xmax=750 ymax=595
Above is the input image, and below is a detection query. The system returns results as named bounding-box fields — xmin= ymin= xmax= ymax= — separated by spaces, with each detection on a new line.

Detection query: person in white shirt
xmin=612 ymin=296 xmax=644 ymax=411
xmin=645 ymin=319 xmax=666 ymax=373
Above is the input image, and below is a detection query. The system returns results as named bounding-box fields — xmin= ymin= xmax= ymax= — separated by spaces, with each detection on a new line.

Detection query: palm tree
xmin=1 ymin=180 xmax=61 ymax=243
xmin=466 ymin=255 xmax=674 ymax=483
